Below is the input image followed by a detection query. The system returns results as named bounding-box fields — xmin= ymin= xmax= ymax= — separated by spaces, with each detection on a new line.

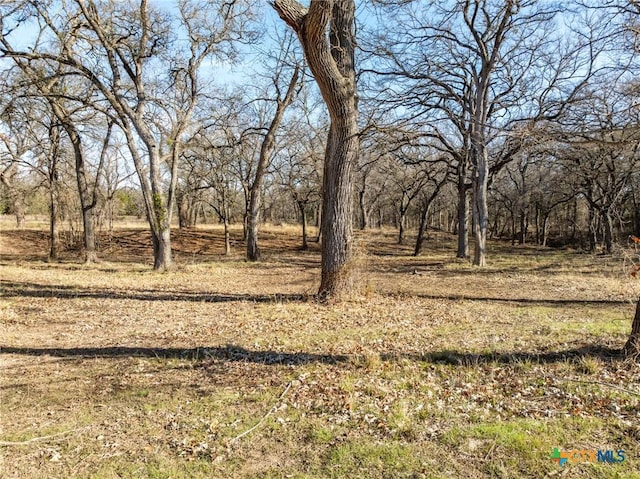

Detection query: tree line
xmin=1 ymin=1 xmax=639 ymax=308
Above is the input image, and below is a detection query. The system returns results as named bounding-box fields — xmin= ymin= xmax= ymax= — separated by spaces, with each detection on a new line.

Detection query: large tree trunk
xmin=247 ymin=66 xmax=299 ymax=261
xmin=457 ymin=173 xmax=469 ymax=258
xmin=151 ymin=227 xmax=172 ymax=270
xmin=624 ymin=299 xmax=640 ymax=359
xmin=472 ymin=157 xmax=488 ymax=267
xmin=273 ymin=0 xmax=359 ymax=299
xmin=319 ymin=119 xmax=358 ymax=296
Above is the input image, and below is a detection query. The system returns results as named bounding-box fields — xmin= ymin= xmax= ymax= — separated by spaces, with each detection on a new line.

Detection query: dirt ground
xmin=1 ymin=220 xmax=639 ymax=478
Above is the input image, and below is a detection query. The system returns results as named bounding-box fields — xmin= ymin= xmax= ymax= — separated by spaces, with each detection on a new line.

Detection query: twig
xmin=230 ymin=381 xmax=293 ymax=444
xmin=550 ymin=376 xmax=640 ymax=397
xmin=0 ymin=427 xmax=89 ymax=446
xmin=483 ymin=440 xmax=497 ymax=461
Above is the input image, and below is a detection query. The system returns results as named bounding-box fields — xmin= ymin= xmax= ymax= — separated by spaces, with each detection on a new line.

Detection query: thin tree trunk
xmin=299 ymin=201 xmax=308 ymax=251
xmin=519 ymin=208 xmax=528 ymax=245
xmin=48 ymin=183 xmax=59 ymax=262
xmin=624 ymin=299 xmax=640 ymax=359
xmin=414 ymin=200 xmax=431 ymax=256
xmin=603 ymin=210 xmax=613 ymax=254
xmin=224 ymin=215 xmax=231 ymax=255
xmin=398 ymin=211 xmax=406 ymax=245
xmin=247 ymin=66 xmax=300 ymax=262
xmin=359 ymin=189 xmax=368 ymax=230
xmin=588 ymin=205 xmax=598 ymax=252
xmin=542 ymin=213 xmax=550 ymax=247
xmin=315 ymin=205 xmax=322 ymax=243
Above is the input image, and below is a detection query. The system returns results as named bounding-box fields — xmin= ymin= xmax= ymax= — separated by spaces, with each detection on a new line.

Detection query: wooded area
xmin=2 ymin=0 xmax=639 ymax=353
xmin=1 ymin=2 xmax=640 ymax=476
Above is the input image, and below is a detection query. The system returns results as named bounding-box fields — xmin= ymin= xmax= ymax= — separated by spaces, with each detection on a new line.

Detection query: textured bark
xmin=223 ymin=212 xmax=231 ymax=255
xmin=247 ymin=66 xmax=300 ymax=261
xmin=151 ymin=227 xmax=172 ymax=270
xmin=298 ymin=200 xmax=308 ymax=250
xmin=273 ymin=0 xmax=359 ymax=298
xmin=47 ymin=123 xmax=61 ymax=262
xmin=397 ymin=212 xmax=406 ymax=245
xmin=358 ymin=189 xmax=369 ymax=230
xmin=48 ymin=183 xmax=60 ymax=262
xmin=603 ymin=210 xmax=613 ymax=254
xmin=414 ymin=203 xmax=431 ymax=256
xmin=457 ymin=172 xmax=470 ymax=258
xmin=472 ymin=150 xmax=489 ymax=267
xmin=624 ymin=299 xmax=640 ymax=359
xmin=53 ymin=106 xmax=100 ymax=264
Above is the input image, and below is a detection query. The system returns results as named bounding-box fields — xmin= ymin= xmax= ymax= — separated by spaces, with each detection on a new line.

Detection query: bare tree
xmin=367 ymin=0 xmax=603 ymax=266
xmin=1 ymin=0 xmax=250 ymax=270
xmin=272 ymin=0 xmax=360 ymax=298
xmin=246 ymin=38 xmax=301 ymax=261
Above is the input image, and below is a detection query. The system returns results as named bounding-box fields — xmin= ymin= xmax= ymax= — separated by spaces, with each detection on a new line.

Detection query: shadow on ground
xmin=1 ymin=279 xmax=631 ymax=307
xmin=0 ymin=280 xmax=309 ymax=303
xmin=0 ymin=344 xmax=624 ymax=366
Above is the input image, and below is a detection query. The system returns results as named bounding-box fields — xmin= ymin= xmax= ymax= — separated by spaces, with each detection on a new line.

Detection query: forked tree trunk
xmin=273 ymin=0 xmax=360 ymax=299
xmin=624 ymin=299 xmax=640 ymax=359
xmin=64 ymin=119 xmax=99 ymax=264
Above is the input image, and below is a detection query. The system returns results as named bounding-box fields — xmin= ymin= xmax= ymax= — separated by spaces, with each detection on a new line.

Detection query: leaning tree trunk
xmin=247 ymin=66 xmax=299 ymax=261
xmin=68 ymin=123 xmax=99 ymax=263
xmin=624 ymin=299 xmax=640 ymax=359
xmin=273 ymin=0 xmax=360 ymax=299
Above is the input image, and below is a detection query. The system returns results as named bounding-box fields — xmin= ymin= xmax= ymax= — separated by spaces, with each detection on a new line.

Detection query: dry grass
xmin=1 ymin=218 xmax=639 ymax=478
